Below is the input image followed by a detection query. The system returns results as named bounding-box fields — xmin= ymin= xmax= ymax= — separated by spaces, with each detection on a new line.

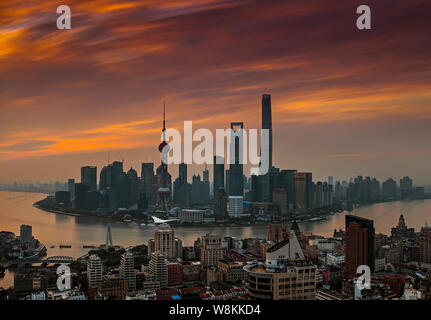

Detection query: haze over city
xmin=1 ymin=0 xmax=431 ymax=184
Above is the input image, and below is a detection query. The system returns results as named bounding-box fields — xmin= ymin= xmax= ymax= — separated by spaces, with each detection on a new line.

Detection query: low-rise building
xmin=244 ymin=231 xmax=317 ymax=300
xmin=97 ymin=276 xmax=128 ymax=300
xmin=178 ymin=209 xmax=205 ymax=224
xmin=326 ymin=252 xmax=345 ymax=266
xmin=217 ymin=259 xmax=248 ymax=283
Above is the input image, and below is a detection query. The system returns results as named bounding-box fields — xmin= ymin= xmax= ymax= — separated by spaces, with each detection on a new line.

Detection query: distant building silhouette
xmin=173 ymin=163 xmax=190 ymax=206
xmin=68 ymin=179 xmax=75 ymax=202
xmin=400 ymin=176 xmax=413 ymax=199
xmin=382 ymin=178 xmax=397 ymax=200
xmin=214 ymin=188 xmax=227 ymax=219
xmin=81 ymin=166 xmax=97 ymax=191
xmin=293 ymin=172 xmax=313 ymax=212
xmin=141 ymin=162 xmax=156 ymax=206
xmin=261 ymin=94 xmax=273 ymax=170
xmin=213 ymin=156 xmax=225 ymax=199
xmin=228 ymin=122 xmax=244 ymax=197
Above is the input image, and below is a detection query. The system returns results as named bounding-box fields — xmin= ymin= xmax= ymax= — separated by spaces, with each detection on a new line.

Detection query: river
xmin=1 ymin=191 xmax=430 ymax=288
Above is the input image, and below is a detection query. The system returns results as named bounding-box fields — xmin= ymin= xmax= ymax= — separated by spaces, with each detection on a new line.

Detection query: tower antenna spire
xmin=163 ymin=101 xmax=166 ymax=132
xmin=162 ymin=102 xmax=166 ymax=142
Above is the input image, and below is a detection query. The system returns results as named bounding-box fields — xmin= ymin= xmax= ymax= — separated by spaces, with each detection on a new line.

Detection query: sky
xmin=0 ymin=0 xmax=430 ymax=184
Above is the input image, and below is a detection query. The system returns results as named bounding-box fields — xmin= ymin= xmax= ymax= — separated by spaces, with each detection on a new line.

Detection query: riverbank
xmin=33 ymin=200 xmax=348 ymax=228
xmin=2 ymin=192 xmax=431 ymax=265
xmin=33 ymin=193 xmax=352 ymax=227
xmin=33 ymin=203 xmax=82 ymax=217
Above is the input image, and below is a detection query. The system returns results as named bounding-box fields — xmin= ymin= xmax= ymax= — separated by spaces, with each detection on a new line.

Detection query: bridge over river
xmin=42 ymin=256 xmax=76 ymax=263
xmin=4 ymin=255 xmax=76 ymax=267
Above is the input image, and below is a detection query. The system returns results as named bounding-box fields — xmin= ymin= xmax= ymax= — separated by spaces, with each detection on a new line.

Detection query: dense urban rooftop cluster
xmin=1 ymin=211 xmax=431 ymax=301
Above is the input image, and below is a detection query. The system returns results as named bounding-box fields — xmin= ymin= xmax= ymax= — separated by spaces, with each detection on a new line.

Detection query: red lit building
xmin=345 ymin=215 xmax=375 ymax=280
xmin=166 ymin=262 xmax=184 ymax=286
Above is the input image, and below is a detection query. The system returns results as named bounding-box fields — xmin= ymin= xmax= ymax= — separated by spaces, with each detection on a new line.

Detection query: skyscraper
xmin=293 ymin=172 xmax=313 ymax=212
xmin=400 ymin=176 xmax=413 ymax=199
xmin=283 ymin=169 xmax=297 ymax=210
xmin=98 ymin=161 xmax=127 ymax=209
xmin=174 ymin=162 xmax=190 ymax=206
xmin=68 ymin=178 xmax=75 ymax=202
xmin=203 ymin=167 xmax=209 ymax=183
xmin=138 ymin=188 xmax=148 ymax=213
xmin=225 ymin=169 xmax=230 ymax=196
xmin=179 ymin=163 xmax=187 ymax=185
xmin=382 ymin=178 xmax=397 ymax=199
xmin=141 ymin=162 xmax=155 ymax=205
xmin=191 ymin=174 xmax=202 ymax=204
xmin=262 ymin=94 xmax=273 ymax=170
xmin=213 ymin=156 xmax=225 ymax=199
xmin=126 ymin=168 xmax=140 ymax=206
xmin=81 ymin=166 xmax=97 ymax=191
xmin=257 ymin=95 xmax=276 ymax=202
xmin=203 ymin=166 xmax=210 ymax=202
xmin=74 ymin=183 xmax=90 ymax=210
xmin=250 ymin=175 xmax=259 ymax=202
xmin=228 ymin=122 xmax=244 ymax=197
xmin=215 ymin=187 xmax=227 ymax=219
xmin=345 ymin=215 xmax=375 ymax=279
xmin=99 ymin=165 xmax=111 ymax=191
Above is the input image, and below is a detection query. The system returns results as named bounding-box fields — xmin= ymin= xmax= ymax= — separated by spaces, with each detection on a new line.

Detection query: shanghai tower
xmin=262 ymin=94 xmax=273 ymax=170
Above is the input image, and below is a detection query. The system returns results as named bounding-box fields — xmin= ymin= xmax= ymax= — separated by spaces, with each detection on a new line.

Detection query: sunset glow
xmin=1 ymin=0 xmax=430 ymax=183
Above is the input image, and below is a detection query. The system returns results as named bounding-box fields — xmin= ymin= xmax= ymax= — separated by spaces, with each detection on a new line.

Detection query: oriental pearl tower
xmin=155 ymin=103 xmax=172 ymax=213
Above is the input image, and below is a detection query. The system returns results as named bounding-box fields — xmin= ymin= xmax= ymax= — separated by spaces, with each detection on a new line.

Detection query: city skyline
xmin=1 ymin=0 xmax=431 ymax=184
xmin=0 ymin=94 xmax=431 ymax=187
xmin=3 ymin=0 xmax=431 ymax=307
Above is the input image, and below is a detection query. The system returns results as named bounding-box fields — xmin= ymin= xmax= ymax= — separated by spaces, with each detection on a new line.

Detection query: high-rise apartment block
xmin=87 ymin=254 xmax=103 ymax=289
xmin=228 ymin=196 xmax=243 ymax=217
xmin=148 ymin=252 xmax=168 ymax=288
xmin=120 ymin=251 xmax=136 ymax=291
